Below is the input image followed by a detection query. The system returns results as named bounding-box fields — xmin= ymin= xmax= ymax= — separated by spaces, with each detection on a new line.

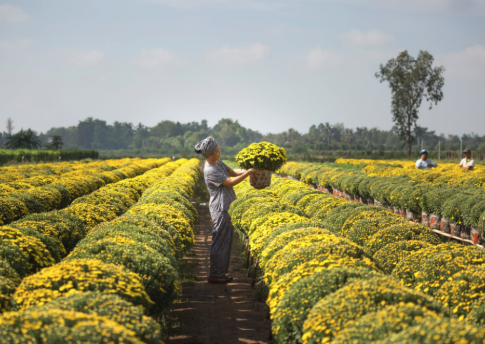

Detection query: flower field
xmin=0 ymin=158 xmax=172 ymax=225
xmin=0 ymin=157 xmax=200 ymax=343
xmin=231 ymin=160 xmax=485 ymax=344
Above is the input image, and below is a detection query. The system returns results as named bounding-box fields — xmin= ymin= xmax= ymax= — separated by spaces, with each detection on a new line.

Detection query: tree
xmin=51 ymin=135 xmax=63 ymax=149
xmin=5 ymin=118 xmax=14 ymax=135
xmin=376 ymin=50 xmax=445 ymax=159
xmin=6 ymin=129 xmax=42 ymax=149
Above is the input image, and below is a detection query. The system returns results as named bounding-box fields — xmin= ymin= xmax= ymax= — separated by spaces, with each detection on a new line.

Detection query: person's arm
xmin=222 ymin=169 xmax=259 ymax=187
xmin=429 ymin=160 xmax=438 ymax=168
xmin=228 ymin=168 xmax=245 ymax=177
xmin=462 ymin=160 xmax=475 ymax=171
xmin=416 ymin=160 xmax=425 ymax=169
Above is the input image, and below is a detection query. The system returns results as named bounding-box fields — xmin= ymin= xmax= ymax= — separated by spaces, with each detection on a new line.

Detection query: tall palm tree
xmin=6 ymin=129 xmax=42 ymax=149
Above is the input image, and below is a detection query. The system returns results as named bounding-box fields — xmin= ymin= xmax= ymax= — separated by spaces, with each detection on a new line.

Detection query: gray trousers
xmin=210 ymin=211 xmax=234 ymax=277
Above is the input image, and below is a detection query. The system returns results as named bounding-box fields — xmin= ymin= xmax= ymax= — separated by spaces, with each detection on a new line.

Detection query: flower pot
xmin=399 ymin=209 xmax=406 ymax=217
xmin=322 ymin=187 xmax=330 ymax=194
xmin=429 ymin=214 xmax=441 ymax=229
xmin=450 ymin=223 xmax=461 ymax=237
xmin=250 ymin=171 xmax=272 ymax=189
xmin=421 ymin=212 xmax=430 ymax=226
xmin=333 ymin=189 xmax=339 ymax=197
xmin=393 ymin=207 xmax=400 ymax=215
xmin=471 ymin=227 xmax=481 ymax=244
xmin=440 ymin=217 xmax=451 ymax=234
xmin=406 ymin=211 xmax=420 ymax=223
xmin=460 ymin=227 xmax=471 ymax=240
xmin=374 ymin=200 xmax=383 ymax=207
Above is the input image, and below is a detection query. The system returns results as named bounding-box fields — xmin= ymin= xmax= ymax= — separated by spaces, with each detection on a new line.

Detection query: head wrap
xmin=195 ymin=137 xmax=218 ymax=158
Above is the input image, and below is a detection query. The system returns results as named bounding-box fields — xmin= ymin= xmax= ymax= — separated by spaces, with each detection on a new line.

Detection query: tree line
xmin=1 ymin=51 xmax=483 ymax=158
xmin=2 ymin=116 xmax=485 ymax=157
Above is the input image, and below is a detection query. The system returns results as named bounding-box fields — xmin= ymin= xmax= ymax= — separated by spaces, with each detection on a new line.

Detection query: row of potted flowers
xmin=0 ymin=158 xmax=200 ymax=343
xmin=231 ymin=175 xmax=485 ymax=343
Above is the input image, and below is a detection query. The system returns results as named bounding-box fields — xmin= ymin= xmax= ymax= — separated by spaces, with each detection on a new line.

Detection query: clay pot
xmin=429 ymin=214 xmax=441 ymax=230
xmin=440 ymin=217 xmax=451 ymax=234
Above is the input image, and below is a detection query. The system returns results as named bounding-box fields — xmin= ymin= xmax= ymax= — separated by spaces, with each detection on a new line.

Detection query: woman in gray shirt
xmin=195 ymin=137 xmax=261 ymax=283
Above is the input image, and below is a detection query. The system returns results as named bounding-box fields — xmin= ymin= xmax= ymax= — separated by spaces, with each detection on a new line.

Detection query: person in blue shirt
xmin=415 ymin=149 xmax=438 ymax=170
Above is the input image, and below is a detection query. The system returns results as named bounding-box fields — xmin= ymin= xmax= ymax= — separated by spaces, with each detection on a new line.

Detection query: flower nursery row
xmin=231 ymin=176 xmax=485 ymax=343
xmin=0 ymin=148 xmax=99 ymax=165
xmin=280 ymin=161 xmax=485 ymax=240
xmin=0 ymin=158 xmax=172 ymax=225
xmin=0 ymin=158 xmax=200 ymax=343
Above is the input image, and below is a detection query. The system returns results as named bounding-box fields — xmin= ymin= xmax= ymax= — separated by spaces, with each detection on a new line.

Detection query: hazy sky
xmin=1 ymin=0 xmax=484 ymax=136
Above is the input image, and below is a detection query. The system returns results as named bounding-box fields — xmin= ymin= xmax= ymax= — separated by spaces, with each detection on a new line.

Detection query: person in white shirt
xmin=415 ymin=149 xmax=438 ymax=170
xmin=459 ymin=148 xmax=475 ymax=171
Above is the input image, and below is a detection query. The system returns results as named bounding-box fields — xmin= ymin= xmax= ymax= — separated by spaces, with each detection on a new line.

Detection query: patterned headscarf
xmin=194 ymin=137 xmax=219 ymax=158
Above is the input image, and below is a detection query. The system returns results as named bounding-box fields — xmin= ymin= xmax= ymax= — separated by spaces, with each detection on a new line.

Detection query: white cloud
xmin=439 ymin=45 xmax=485 ymax=81
xmin=304 ymin=48 xmax=344 ymax=72
xmin=340 ymin=29 xmax=393 ymax=48
xmin=64 ymin=49 xmax=104 ymax=67
xmin=141 ymin=0 xmax=485 ymax=15
xmin=303 ymin=47 xmax=399 ymax=72
xmin=0 ymin=4 xmax=28 ymax=23
xmin=130 ymin=49 xmax=181 ymax=69
xmin=0 ymin=38 xmax=33 ymax=52
xmin=207 ymin=43 xmax=269 ymax=69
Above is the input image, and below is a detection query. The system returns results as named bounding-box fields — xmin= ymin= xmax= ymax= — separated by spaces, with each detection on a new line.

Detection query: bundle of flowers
xmin=235 ymin=142 xmax=287 ymax=172
xmin=0 ymin=226 xmax=55 ymax=273
xmin=272 ymin=267 xmax=382 ymax=344
xmin=261 ymin=227 xmax=332 ymax=266
xmin=321 ymin=203 xmax=364 ymax=234
xmin=30 ymin=292 xmax=162 ymax=344
xmin=0 ymin=158 xmax=170 ymax=225
xmin=67 ymin=231 xmax=178 ymax=313
xmin=0 ymin=158 xmax=200 ymax=341
xmin=247 ymin=203 xmax=306 ymax=234
xmin=13 ymin=258 xmax=153 ymax=311
xmin=267 ymin=255 xmax=381 ymax=317
xmin=344 ymin=214 xmax=407 ymax=246
xmin=264 ymin=238 xmax=370 ymax=286
xmin=333 ymin=303 xmax=443 ymax=344
xmin=282 ymin=189 xmax=321 ymax=205
xmin=377 ymin=317 xmax=485 ymax=343
xmin=436 ymin=265 xmax=485 ymax=317
xmin=364 ymin=223 xmax=439 ymax=255
xmin=248 ymin=212 xmax=309 ymax=258
xmin=127 ymin=203 xmax=194 ymax=251
xmin=301 ymin=276 xmax=443 ymax=344
xmin=0 ymin=308 xmax=143 ymax=344
xmin=373 ymin=240 xmax=432 ymax=274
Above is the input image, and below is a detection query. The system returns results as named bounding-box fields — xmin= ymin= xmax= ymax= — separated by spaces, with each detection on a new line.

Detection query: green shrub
xmin=273 ymin=267 xmax=381 ymax=344
xmin=34 ymin=292 xmax=162 ymax=344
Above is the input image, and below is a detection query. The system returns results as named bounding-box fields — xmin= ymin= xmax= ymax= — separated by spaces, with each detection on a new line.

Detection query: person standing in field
xmin=195 ymin=137 xmax=262 ymax=283
xmin=415 ymin=149 xmax=438 ymax=170
xmin=459 ymin=148 xmax=475 ymax=171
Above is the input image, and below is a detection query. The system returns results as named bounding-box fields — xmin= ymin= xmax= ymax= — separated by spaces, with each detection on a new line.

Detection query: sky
xmin=1 ymin=0 xmax=484 ymax=136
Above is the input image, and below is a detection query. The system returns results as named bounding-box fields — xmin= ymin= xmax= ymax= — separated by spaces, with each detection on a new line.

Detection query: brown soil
xmin=167 ymin=206 xmax=271 ymax=344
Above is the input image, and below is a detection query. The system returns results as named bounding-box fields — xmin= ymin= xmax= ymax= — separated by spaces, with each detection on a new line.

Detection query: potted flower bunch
xmin=235 ymin=142 xmax=287 ymax=189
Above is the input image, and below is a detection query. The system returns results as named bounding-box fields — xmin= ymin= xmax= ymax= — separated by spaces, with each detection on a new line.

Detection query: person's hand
xmin=248 ymin=168 xmax=264 ymax=175
xmin=427 ymin=163 xmax=433 ymax=167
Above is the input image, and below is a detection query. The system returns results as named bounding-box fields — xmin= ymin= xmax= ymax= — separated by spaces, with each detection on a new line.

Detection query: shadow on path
xmin=167 ymin=206 xmax=271 ymax=344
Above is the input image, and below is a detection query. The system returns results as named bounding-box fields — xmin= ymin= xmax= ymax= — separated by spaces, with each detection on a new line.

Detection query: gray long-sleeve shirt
xmin=204 ymin=160 xmax=237 ymax=216
xmin=415 ymin=159 xmax=438 ymax=170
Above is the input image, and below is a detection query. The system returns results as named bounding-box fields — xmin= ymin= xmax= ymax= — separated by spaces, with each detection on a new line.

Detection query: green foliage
xmin=375 ymin=50 xmax=445 ymax=158
xmin=32 ymin=292 xmax=162 ymax=344
xmin=236 ymin=142 xmax=287 ymax=171
xmin=273 ymin=267 xmax=381 ymax=344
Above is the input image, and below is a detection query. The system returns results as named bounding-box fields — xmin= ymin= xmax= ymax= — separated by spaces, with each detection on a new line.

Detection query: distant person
xmin=459 ymin=148 xmax=475 ymax=171
xmin=416 ymin=149 xmax=438 ymax=170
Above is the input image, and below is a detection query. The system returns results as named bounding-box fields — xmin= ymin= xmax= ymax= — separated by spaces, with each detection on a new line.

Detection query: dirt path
xmin=167 ymin=206 xmax=271 ymax=344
